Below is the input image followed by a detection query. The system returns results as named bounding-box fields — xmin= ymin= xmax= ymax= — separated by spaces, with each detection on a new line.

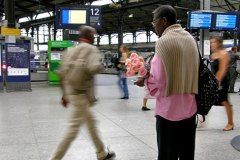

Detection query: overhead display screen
xmin=188 ymin=12 xmax=212 ymax=29
xmin=214 ymin=13 xmax=238 ymax=30
xmin=62 ymin=9 xmax=87 ymax=24
xmin=57 ymin=5 xmax=101 ymax=29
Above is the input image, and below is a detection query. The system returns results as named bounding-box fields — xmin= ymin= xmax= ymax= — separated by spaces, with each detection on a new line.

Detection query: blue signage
xmin=188 ymin=12 xmax=213 ymax=29
xmin=5 ymin=43 xmax=30 ymax=82
xmin=214 ymin=13 xmax=238 ymax=30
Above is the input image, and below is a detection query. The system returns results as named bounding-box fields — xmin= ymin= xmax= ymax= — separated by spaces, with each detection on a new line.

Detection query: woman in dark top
xmin=210 ymin=36 xmax=234 ymax=131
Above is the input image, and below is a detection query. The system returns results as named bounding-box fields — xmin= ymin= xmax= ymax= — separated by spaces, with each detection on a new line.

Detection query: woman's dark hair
xmin=152 ymin=5 xmax=177 ymax=24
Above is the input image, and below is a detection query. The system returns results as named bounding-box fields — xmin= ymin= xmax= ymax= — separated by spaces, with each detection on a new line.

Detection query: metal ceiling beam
xmin=27 ymin=0 xmax=54 ymax=8
xmin=224 ymin=0 xmax=237 ymax=10
xmin=103 ymin=0 xmax=160 ymax=14
xmin=15 ymin=3 xmax=32 ymax=12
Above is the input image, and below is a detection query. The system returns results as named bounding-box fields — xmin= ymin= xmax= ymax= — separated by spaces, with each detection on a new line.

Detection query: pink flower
xmin=131 ymin=58 xmax=140 ymax=66
xmin=138 ymin=66 xmax=147 ymax=77
xmin=125 ymin=52 xmax=146 ymax=77
xmin=130 ymin=52 xmax=138 ymax=60
xmin=132 ymin=66 xmax=139 ymax=72
xmin=137 ymin=62 xmax=144 ymax=69
xmin=126 ymin=70 xmax=135 ymax=77
xmin=138 ymin=57 xmax=144 ymax=63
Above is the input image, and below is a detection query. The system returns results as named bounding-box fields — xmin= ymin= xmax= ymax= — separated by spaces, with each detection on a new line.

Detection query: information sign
xmin=5 ymin=43 xmax=30 ymax=82
xmin=214 ymin=13 xmax=238 ymax=30
xmin=188 ymin=12 xmax=213 ymax=29
xmin=57 ymin=5 xmax=101 ymax=29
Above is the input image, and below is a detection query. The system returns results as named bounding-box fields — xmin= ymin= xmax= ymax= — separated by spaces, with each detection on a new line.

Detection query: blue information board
xmin=5 ymin=43 xmax=30 ymax=82
xmin=188 ymin=12 xmax=213 ymax=29
xmin=214 ymin=13 xmax=238 ymax=30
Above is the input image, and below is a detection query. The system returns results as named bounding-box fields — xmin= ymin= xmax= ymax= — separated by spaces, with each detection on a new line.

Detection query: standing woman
xmin=210 ymin=36 xmax=234 ymax=131
xmin=118 ymin=44 xmax=129 ymax=99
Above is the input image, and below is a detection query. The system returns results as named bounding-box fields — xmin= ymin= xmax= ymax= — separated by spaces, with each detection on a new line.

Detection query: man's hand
xmin=61 ymin=96 xmax=69 ymax=108
xmin=134 ymin=77 xmax=145 ymax=87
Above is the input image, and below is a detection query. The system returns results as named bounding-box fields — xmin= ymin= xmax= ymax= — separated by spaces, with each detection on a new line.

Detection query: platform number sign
xmin=89 ymin=6 xmax=101 ymax=29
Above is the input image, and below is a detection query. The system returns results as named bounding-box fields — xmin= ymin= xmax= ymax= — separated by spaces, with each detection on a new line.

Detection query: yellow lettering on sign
xmin=1 ymin=28 xmax=21 ymax=36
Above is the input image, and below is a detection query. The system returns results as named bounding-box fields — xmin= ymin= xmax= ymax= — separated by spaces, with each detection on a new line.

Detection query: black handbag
xmin=195 ymin=43 xmax=219 ymax=122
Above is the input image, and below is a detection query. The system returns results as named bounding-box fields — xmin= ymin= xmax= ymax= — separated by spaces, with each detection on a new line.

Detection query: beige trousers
xmin=49 ymin=94 xmax=107 ymax=160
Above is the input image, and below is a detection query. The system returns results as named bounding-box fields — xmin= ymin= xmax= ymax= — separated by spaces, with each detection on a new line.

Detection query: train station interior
xmin=0 ymin=0 xmax=240 ymax=160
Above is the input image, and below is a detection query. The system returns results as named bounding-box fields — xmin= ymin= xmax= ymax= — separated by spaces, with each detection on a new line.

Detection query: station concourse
xmin=0 ymin=0 xmax=240 ymax=160
xmin=0 ymin=75 xmax=239 ymax=160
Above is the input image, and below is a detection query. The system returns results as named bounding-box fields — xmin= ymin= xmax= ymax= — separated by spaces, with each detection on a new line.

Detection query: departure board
xmin=57 ymin=5 xmax=101 ymax=29
xmin=215 ymin=13 xmax=237 ymax=30
xmin=62 ymin=9 xmax=87 ymax=24
xmin=188 ymin=12 xmax=212 ymax=29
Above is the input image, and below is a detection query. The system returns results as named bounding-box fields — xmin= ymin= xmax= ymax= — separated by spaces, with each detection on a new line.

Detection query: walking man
xmin=49 ymin=25 xmax=115 ymax=160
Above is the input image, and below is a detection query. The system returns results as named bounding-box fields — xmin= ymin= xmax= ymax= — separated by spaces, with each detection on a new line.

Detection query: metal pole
xmin=200 ymin=0 xmax=210 ymax=57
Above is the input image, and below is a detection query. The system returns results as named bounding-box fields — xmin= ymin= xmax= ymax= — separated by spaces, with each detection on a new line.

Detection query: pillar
xmin=200 ymin=0 xmax=210 ymax=56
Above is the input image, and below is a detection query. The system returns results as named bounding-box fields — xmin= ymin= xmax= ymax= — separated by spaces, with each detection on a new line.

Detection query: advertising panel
xmin=5 ymin=43 xmax=30 ymax=82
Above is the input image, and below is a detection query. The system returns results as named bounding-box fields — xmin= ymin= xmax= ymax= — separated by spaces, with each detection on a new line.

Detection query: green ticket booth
xmin=48 ymin=40 xmax=74 ymax=84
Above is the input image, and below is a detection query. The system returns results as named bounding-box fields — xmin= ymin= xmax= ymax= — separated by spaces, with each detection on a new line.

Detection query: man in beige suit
xmin=49 ymin=25 xmax=115 ymax=160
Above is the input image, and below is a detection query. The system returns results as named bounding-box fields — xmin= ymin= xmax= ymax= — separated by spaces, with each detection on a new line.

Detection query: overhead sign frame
xmin=56 ymin=5 xmax=102 ymax=30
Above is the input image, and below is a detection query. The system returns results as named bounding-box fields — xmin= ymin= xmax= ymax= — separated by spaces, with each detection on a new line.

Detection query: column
xmin=200 ymin=0 xmax=210 ymax=56
xmin=4 ymin=0 xmax=16 ymax=43
xmin=108 ymin=34 xmax=111 ymax=46
xmin=48 ymin=23 xmax=52 ymax=41
xmin=36 ymin=26 xmax=39 ymax=51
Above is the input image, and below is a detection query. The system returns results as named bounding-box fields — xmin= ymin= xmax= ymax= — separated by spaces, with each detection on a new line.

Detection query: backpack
xmin=195 ymin=46 xmax=219 ymax=122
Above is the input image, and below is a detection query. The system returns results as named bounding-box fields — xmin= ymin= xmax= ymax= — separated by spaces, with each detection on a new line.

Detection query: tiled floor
xmin=0 ymin=74 xmax=239 ymax=160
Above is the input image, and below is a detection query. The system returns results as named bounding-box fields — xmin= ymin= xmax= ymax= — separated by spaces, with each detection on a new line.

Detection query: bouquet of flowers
xmin=125 ymin=52 xmax=148 ymax=77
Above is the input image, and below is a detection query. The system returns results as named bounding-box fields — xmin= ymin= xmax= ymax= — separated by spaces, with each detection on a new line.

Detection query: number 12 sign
xmin=89 ymin=6 xmax=102 ymax=29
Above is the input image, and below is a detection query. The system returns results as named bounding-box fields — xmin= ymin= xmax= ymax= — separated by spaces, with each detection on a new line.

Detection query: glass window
xmin=123 ymin=33 xmax=133 ymax=43
xmin=99 ymin=35 xmax=109 ymax=45
xmin=136 ymin=31 xmax=147 ymax=43
xmin=111 ymin=34 xmax=118 ymax=44
xmin=150 ymin=31 xmax=158 ymax=42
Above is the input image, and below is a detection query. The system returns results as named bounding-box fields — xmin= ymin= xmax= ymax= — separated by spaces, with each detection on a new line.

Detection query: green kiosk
xmin=48 ymin=40 xmax=75 ymax=84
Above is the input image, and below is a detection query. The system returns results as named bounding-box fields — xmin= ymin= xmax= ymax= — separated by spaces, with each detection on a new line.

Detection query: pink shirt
xmin=146 ymin=54 xmax=197 ymax=121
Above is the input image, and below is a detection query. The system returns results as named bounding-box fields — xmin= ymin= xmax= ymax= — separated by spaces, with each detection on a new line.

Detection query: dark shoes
xmin=102 ymin=152 xmax=116 ymax=160
xmin=142 ymin=106 xmax=151 ymax=111
xmin=120 ymin=96 xmax=129 ymax=99
xmin=100 ymin=149 xmax=116 ymax=160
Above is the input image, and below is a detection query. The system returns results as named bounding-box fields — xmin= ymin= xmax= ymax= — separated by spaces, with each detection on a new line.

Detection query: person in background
xmin=118 ymin=44 xmax=129 ymax=99
xmin=135 ymin=5 xmax=199 ymax=160
xmin=210 ymin=36 xmax=234 ymax=131
xmin=228 ymin=46 xmax=240 ymax=93
xmin=141 ymin=54 xmax=155 ymax=111
xmin=49 ymin=25 xmax=116 ymax=160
